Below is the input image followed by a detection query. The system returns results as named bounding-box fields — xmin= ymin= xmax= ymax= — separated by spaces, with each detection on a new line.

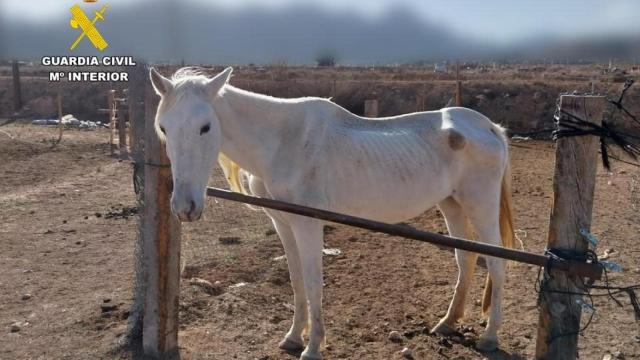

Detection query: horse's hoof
xmin=430 ymin=322 xmax=457 ymax=335
xmin=300 ymin=350 xmax=322 ymax=360
xmin=476 ymin=337 xmax=499 ymax=352
xmin=279 ymin=337 xmax=305 ymax=353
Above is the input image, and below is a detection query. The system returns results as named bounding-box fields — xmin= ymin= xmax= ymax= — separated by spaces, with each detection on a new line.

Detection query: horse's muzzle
xmin=171 ymin=197 xmax=203 ymax=222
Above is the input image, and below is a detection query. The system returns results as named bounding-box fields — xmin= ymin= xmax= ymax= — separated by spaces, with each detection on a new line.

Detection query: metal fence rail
xmin=205 ymin=186 xmax=603 ymax=280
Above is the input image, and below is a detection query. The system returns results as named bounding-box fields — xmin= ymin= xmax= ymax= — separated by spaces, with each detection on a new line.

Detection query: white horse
xmin=150 ymin=67 xmax=516 ymax=359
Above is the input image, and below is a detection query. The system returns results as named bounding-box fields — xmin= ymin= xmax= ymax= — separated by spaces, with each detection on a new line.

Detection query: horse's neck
xmin=213 ymin=86 xmax=307 ymax=178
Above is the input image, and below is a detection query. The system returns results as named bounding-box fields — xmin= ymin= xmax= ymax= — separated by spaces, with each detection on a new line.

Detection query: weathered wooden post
xmin=535 ymin=95 xmax=605 ymax=360
xmin=129 ymin=98 xmax=136 ymax=155
xmin=364 ymin=99 xmax=378 ymax=117
xmin=332 ymin=79 xmax=337 ymax=98
xmin=142 ymin=81 xmax=182 ymax=359
xmin=12 ymin=60 xmax=22 ymax=112
xmin=118 ymin=97 xmax=129 ymax=157
xmin=108 ymin=90 xmax=117 ymax=155
xmin=455 ymin=60 xmax=462 ymax=107
xmin=120 ymin=63 xmax=148 ymax=348
xmin=57 ymin=92 xmax=63 ymax=142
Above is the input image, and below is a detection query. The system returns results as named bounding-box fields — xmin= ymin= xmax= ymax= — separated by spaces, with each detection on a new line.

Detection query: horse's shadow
xmin=481 ymin=349 xmax=527 ymax=360
xmin=439 ymin=331 xmax=527 ymax=360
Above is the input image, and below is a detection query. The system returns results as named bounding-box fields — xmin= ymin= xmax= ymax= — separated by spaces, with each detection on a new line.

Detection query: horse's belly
xmin=327 ymin=172 xmax=451 ymax=223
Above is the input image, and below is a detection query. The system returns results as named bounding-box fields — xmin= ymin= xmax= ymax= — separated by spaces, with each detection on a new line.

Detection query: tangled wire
xmin=514 ymin=79 xmax=640 ymax=169
xmin=553 ymin=79 xmax=640 ymax=170
xmin=535 ymin=247 xmax=640 ymax=343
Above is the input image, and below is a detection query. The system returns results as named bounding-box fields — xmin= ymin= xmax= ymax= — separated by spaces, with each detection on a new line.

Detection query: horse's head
xmin=150 ymin=67 xmax=232 ymax=222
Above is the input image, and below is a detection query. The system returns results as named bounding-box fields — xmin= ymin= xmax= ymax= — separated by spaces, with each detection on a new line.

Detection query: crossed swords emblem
xmin=69 ymin=4 xmax=109 ymax=51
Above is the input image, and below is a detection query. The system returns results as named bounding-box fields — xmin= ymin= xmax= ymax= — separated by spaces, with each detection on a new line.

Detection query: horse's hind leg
xmin=431 ymin=197 xmax=477 ymax=335
xmin=271 ymin=217 xmax=308 ymax=352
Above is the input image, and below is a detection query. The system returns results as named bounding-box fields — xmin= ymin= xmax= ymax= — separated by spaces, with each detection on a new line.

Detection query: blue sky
xmin=2 ymin=0 xmax=639 ymax=44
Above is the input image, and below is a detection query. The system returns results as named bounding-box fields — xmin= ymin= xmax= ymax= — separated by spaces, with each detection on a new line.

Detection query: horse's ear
xmin=206 ymin=67 xmax=233 ymax=97
xmin=149 ymin=67 xmax=173 ymax=96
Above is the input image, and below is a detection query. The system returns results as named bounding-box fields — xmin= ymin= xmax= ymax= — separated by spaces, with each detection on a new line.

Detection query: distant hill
xmin=0 ymin=2 xmax=638 ymax=64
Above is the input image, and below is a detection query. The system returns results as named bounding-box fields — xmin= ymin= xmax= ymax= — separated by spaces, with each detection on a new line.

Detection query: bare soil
xmin=1 ymin=123 xmax=639 ymax=360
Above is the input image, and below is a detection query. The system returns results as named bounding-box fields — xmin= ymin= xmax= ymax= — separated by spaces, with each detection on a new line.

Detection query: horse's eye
xmin=200 ymin=124 xmax=210 ymax=135
xmin=160 ymin=126 xmax=166 ymax=134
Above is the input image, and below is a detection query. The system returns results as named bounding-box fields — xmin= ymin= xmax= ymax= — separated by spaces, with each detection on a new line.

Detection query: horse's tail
xmin=482 ymin=131 xmax=516 ymax=316
xmin=218 ymin=153 xmax=247 ymax=194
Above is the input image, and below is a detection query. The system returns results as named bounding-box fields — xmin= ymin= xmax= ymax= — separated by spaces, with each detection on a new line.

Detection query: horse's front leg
xmin=271 ymin=217 xmax=308 ymax=353
xmin=290 ymin=218 xmax=325 ymax=360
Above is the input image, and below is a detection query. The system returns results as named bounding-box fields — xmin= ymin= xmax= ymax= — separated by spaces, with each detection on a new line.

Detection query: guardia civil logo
xmin=69 ymin=0 xmax=109 ymax=51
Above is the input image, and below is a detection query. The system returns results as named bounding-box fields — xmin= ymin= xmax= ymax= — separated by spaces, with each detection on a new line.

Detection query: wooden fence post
xmin=57 ymin=92 xmax=63 ymax=142
xmin=118 ymin=97 xmax=128 ymax=157
xmin=332 ymin=79 xmax=336 ymax=98
xmin=12 ymin=60 xmax=22 ymax=111
xmin=142 ymin=82 xmax=182 ymax=359
xmin=121 ymin=63 xmax=148 ymax=347
xmin=108 ymin=90 xmax=117 ymax=155
xmin=535 ymin=95 xmax=605 ymax=360
xmin=455 ymin=60 xmax=462 ymax=107
xmin=364 ymin=99 xmax=378 ymax=117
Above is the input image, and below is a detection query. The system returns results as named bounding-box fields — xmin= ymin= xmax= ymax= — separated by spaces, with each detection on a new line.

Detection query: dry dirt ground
xmin=1 ymin=123 xmax=640 ymax=360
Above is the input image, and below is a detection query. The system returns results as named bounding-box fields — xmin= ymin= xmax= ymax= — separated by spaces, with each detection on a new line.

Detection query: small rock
xmin=612 ymin=351 xmax=624 ymax=359
xmin=189 ymin=277 xmax=223 ymax=295
xmin=9 ymin=323 xmax=21 ymax=332
xmin=100 ymin=302 xmax=118 ymax=313
xmin=21 ymin=294 xmax=32 ymax=301
xmin=478 ymin=318 xmax=487 ymax=327
xmin=94 ymin=212 xmax=102 ymax=218
xmin=388 ymin=330 xmax=403 ymax=343
xmin=401 ymin=347 xmax=413 ymax=359
xmin=322 ymin=248 xmax=341 ymax=256
xmin=265 ymin=229 xmax=277 ymax=236
xmin=603 ymin=355 xmax=613 ymax=360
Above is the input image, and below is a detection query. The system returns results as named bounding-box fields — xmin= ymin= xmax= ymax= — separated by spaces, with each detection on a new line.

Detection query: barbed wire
xmin=535 ymin=247 xmax=640 ymax=344
xmin=511 ymin=79 xmax=640 ymax=169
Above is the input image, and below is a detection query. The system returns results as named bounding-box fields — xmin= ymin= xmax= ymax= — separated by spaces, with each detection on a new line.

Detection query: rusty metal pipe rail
xmin=206 ymin=187 xmax=603 ymax=280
